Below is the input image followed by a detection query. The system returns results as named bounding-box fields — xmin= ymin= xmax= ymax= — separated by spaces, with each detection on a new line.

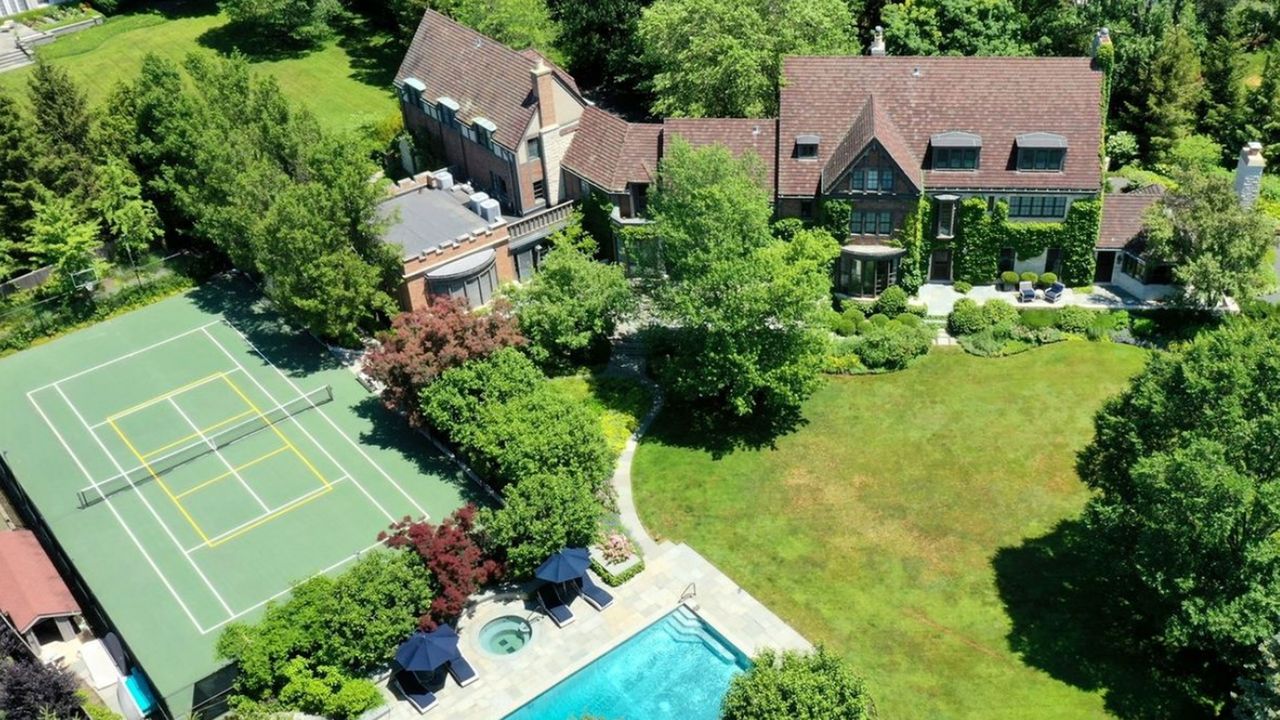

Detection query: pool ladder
xmin=679 ymin=582 xmax=697 ymax=602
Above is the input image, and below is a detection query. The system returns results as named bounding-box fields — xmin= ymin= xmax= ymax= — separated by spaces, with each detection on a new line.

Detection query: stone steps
xmin=0 ymin=47 xmax=30 ymax=72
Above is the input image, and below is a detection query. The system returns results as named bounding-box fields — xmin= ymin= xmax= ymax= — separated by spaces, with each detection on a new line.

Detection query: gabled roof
xmin=561 ymin=106 xmax=662 ymax=193
xmin=1099 ymin=190 xmax=1164 ymax=250
xmin=0 ymin=530 xmax=80 ymax=634
xmin=821 ymin=96 xmax=920 ymax=194
xmin=395 ymin=10 xmax=581 ymax=149
xmin=778 ymin=56 xmax=1103 ymax=196
xmin=663 ymin=118 xmax=776 ymax=195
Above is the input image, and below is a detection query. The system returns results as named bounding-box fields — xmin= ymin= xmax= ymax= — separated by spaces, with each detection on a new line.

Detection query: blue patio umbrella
xmin=394 ymin=625 xmax=460 ymax=672
xmin=535 ymin=547 xmax=590 ymax=584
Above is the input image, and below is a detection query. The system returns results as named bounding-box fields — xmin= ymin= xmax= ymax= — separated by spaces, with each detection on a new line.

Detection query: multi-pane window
xmin=1121 ymin=253 xmax=1145 ymax=281
xmin=1008 ymin=195 xmax=1068 ymax=218
xmin=796 ymin=142 xmax=818 ymax=159
xmin=933 ymin=147 xmax=979 ymax=170
xmin=1017 ymin=148 xmax=1065 ymax=171
xmin=532 ymin=179 xmax=547 ymax=201
xmin=421 ymin=101 xmax=440 ymax=122
xmin=851 ymin=168 xmax=894 ymax=192
xmin=526 ymin=137 xmax=542 ymax=161
xmin=460 ymin=125 xmax=478 ymax=143
xmin=1044 ymin=247 xmax=1063 ymax=276
xmin=851 ymin=210 xmax=893 ymax=235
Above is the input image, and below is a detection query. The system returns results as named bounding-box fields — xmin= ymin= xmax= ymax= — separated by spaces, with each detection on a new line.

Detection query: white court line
xmin=199 ymin=540 xmax=386 ymax=635
xmin=184 ymin=475 xmax=353 ymax=553
xmin=26 ymin=390 xmax=208 ymax=634
xmin=167 ymin=397 xmax=270 ymax=513
xmin=213 ymin=322 xmax=431 ymax=520
xmin=30 ymin=321 xmax=222 ymax=394
xmin=50 ymin=383 xmax=237 ymax=620
xmin=88 ymin=367 xmax=244 ymax=430
xmin=200 ymin=327 xmax=405 ymax=523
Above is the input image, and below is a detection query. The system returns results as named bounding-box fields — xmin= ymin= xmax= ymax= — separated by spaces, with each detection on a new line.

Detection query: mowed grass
xmin=633 ymin=342 xmax=1151 ymax=720
xmin=0 ymin=2 xmax=400 ymax=134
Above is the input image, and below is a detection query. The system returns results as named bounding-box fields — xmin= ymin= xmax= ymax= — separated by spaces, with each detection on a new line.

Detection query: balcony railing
xmin=508 ymin=201 xmax=574 ymax=240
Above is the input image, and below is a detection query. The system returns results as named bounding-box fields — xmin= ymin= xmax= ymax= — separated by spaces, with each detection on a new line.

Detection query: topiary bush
xmin=868 ymin=313 xmax=891 ymax=326
xmin=953 ymin=281 xmax=973 ymax=294
xmin=1001 ymin=271 xmax=1020 ymax=287
xmin=1020 ymin=271 xmax=1038 ymax=284
xmin=982 ymin=300 xmax=1019 ymax=327
xmin=1039 ymin=272 xmax=1058 ymax=287
xmin=947 ymin=298 xmax=987 ymax=336
xmin=872 ymin=286 xmax=909 ymax=318
xmin=826 ymin=310 xmax=858 ymax=337
xmin=1055 ymin=305 xmax=1096 ymax=334
xmin=853 ymin=322 xmax=933 ymax=370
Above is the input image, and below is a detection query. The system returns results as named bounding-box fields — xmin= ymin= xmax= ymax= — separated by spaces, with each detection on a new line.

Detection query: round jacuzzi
xmin=479 ymin=615 xmax=533 ymax=656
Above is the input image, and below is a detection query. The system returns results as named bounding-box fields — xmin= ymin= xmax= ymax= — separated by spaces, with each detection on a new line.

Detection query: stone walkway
xmin=915 ymin=282 xmax=1205 ymax=317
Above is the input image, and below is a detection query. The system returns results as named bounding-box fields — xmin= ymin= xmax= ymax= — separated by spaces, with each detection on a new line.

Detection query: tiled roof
xmin=395 ymin=11 xmax=580 ymax=149
xmin=663 ymin=118 xmax=777 ymax=195
xmin=778 ymin=56 xmax=1103 ymax=196
xmin=821 ymin=96 xmax=920 ymax=194
xmin=562 ymin=106 xmax=662 ymax=193
xmin=1099 ymin=190 xmax=1163 ymax=250
xmin=0 ymin=530 xmax=80 ymax=634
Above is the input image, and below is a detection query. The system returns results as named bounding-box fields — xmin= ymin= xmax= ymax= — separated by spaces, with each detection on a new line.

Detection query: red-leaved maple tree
xmin=363 ymin=296 xmax=523 ymax=425
xmin=379 ymin=505 xmax=504 ymax=629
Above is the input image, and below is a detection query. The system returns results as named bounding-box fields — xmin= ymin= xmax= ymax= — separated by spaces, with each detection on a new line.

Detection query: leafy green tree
xmin=721 ymin=646 xmax=876 ymax=720
xmin=639 ymin=0 xmax=857 ymax=118
xmin=221 ymin=0 xmax=343 ymax=47
xmin=880 ymin=0 xmax=1032 ymax=56
xmin=1157 ymin=134 xmax=1225 ymax=175
xmin=548 ymin=0 xmax=652 ymax=108
xmin=646 ymin=140 xmax=836 ymax=421
xmin=1247 ymin=44 xmax=1280 ymax=170
xmin=275 ymin=659 xmax=382 ymax=720
xmin=1201 ymin=38 xmax=1251 ymax=163
xmin=26 ymin=62 xmax=94 ymax=199
xmin=420 ymin=346 xmax=544 ymax=445
xmin=1143 ymin=171 xmax=1275 ymax=306
xmin=0 ymin=91 xmax=38 ymax=256
xmin=1139 ymin=23 xmax=1205 ymax=162
xmin=94 ymin=159 xmax=162 ymax=263
xmin=480 ymin=473 xmax=601 ymax=577
xmin=394 ymin=0 xmax=561 ymax=58
xmin=1235 ymin=634 xmax=1280 ymax=719
xmin=26 ymin=196 xmax=103 ymax=289
xmin=1077 ymin=318 xmax=1280 ymax=704
xmin=509 ymin=224 xmax=634 ymax=372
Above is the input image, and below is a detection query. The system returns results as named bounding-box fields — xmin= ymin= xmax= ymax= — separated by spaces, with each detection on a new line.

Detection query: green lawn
xmin=0 ymin=1 xmax=400 ymax=135
xmin=633 ymin=342 xmax=1155 ymax=720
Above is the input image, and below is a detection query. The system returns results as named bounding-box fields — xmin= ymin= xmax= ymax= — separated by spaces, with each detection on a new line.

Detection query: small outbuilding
xmin=0 ymin=529 xmax=81 ymax=648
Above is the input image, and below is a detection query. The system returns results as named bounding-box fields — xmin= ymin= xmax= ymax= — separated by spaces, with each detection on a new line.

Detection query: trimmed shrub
xmin=853 ymin=322 xmax=933 ymax=370
xmin=1039 ymin=272 xmax=1058 ymax=287
xmin=841 ymin=298 xmax=874 ymax=317
xmin=1000 ymin=271 xmax=1020 ymax=287
xmin=893 ymin=313 xmax=923 ymax=328
xmin=826 ymin=310 xmax=857 ymax=337
xmin=1055 ymin=305 xmax=1096 ymax=334
xmin=905 ymin=303 xmax=928 ymax=317
xmin=868 ymin=313 xmax=891 ymax=326
xmin=953 ymin=281 xmax=973 ymax=294
xmin=982 ymin=300 xmax=1019 ymax=327
xmin=947 ymin=298 xmax=987 ymax=336
xmin=872 ymin=286 xmax=909 ymax=318
xmin=823 ymin=337 xmax=866 ymax=375
xmin=1019 ymin=308 xmax=1058 ymax=329
xmin=1020 ymin=271 xmax=1038 ymax=284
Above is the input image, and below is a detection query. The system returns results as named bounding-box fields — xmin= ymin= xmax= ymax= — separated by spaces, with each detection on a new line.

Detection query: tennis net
xmin=77 ymin=385 xmax=333 ymax=508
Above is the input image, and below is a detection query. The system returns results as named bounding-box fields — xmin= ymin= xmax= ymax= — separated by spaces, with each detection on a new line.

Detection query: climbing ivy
xmin=897 ymin=195 xmax=930 ymax=294
xmin=950 ymin=198 xmax=1101 ymax=286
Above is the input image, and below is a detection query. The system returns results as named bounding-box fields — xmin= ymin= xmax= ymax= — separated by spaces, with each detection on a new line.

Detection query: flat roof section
xmin=380 ymin=187 xmax=496 ymax=260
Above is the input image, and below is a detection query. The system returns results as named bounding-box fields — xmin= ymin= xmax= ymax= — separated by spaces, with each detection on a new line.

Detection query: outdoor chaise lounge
xmin=448 ymin=655 xmax=478 ymax=687
xmin=1018 ymin=281 xmax=1036 ymax=303
xmin=393 ymin=670 xmax=438 ymax=714
xmin=573 ymin=574 xmax=615 ymax=611
xmin=1044 ymin=282 xmax=1066 ymax=303
xmin=537 ymin=583 xmax=575 ymax=627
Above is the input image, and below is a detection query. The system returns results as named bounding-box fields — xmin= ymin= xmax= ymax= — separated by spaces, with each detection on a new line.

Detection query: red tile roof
xmin=778 ymin=56 xmax=1104 ymax=196
xmin=561 ymin=106 xmax=662 ymax=193
xmin=395 ymin=11 xmax=581 ymax=149
xmin=663 ymin=118 xmax=777 ymax=194
xmin=821 ymin=96 xmax=920 ymax=194
xmin=1099 ymin=190 xmax=1163 ymax=250
xmin=0 ymin=530 xmax=80 ymax=634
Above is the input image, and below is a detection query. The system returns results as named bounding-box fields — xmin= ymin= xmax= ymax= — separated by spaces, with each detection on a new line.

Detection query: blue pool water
xmin=504 ymin=605 xmax=751 ymax=720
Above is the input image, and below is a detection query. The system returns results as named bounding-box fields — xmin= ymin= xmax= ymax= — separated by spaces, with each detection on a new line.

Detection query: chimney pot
xmin=531 ymin=58 xmax=557 ymax=129
xmin=871 ymin=26 xmax=886 ymax=56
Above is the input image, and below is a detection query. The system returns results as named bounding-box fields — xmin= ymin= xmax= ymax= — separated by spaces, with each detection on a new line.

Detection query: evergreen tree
xmin=1140 ymin=23 xmax=1204 ymax=162
xmin=1201 ymin=37 xmax=1250 ymax=165
xmin=0 ymin=90 xmax=39 ymax=261
xmin=26 ymin=62 xmax=94 ymax=198
xmin=1248 ymin=44 xmax=1280 ymax=171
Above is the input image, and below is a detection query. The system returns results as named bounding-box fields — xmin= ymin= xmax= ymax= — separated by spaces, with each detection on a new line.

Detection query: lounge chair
xmin=574 ymin=575 xmax=615 ymax=611
xmin=1018 ymin=281 xmax=1036 ymax=303
xmin=448 ymin=655 xmax=478 ymax=687
xmin=393 ymin=670 xmax=438 ymax=714
xmin=537 ymin=583 xmax=575 ymax=627
xmin=1044 ymin=282 xmax=1066 ymax=303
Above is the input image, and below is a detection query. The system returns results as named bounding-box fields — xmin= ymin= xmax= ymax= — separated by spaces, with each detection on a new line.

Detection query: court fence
xmin=0 ymin=251 xmax=225 ymax=356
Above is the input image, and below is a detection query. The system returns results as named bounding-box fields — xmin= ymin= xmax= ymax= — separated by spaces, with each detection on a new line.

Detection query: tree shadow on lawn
xmin=640 ymin=399 xmax=807 ymax=459
xmin=133 ymin=0 xmax=221 ymax=21
xmin=197 ymin=21 xmax=315 ymax=62
xmin=993 ymin=518 xmax=1206 ymax=720
xmin=332 ymin=13 xmax=406 ymax=90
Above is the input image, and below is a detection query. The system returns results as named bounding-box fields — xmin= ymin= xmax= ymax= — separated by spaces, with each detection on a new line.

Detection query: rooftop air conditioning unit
xmin=477 ymin=199 xmax=502 ymax=223
xmin=434 ymin=171 xmax=454 ymax=190
xmin=468 ymin=192 xmax=490 ymax=212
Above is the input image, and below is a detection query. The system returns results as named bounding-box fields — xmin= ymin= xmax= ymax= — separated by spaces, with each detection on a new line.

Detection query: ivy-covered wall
xmin=948 ymin=197 xmax=1101 ymax=287
xmin=818 ymin=197 xmax=930 ymax=294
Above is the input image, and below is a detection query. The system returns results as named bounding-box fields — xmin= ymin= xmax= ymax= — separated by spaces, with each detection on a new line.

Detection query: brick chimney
xmin=870 ymin=26 xmax=886 ymax=56
xmin=1234 ymin=142 xmax=1266 ymax=209
xmin=531 ymin=58 xmax=556 ymax=128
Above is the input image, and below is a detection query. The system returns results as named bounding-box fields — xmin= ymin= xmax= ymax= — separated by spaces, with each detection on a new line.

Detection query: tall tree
xmin=1077 ymin=318 xmax=1280 ymax=705
xmin=0 ymin=91 xmax=38 ymax=260
xmin=548 ymin=0 xmax=653 ymax=112
xmin=638 ymin=0 xmax=858 ymax=118
xmin=93 ymin=158 xmax=163 ymax=262
xmin=1143 ymin=171 xmax=1274 ymax=306
xmin=26 ymin=62 xmax=94 ymax=198
xmin=25 ymin=196 xmax=103 ymax=289
xmin=478 ymin=473 xmax=601 ymax=577
xmin=880 ymin=0 xmax=1032 ymax=56
xmin=645 ymin=140 xmax=836 ymax=421
xmin=1201 ymin=37 xmax=1251 ymax=163
xmin=220 ymin=0 xmax=343 ymax=48
xmin=1137 ymin=23 xmax=1205 ymax=162
xmin=1235 ymin=634 xmax=1280 ymax=720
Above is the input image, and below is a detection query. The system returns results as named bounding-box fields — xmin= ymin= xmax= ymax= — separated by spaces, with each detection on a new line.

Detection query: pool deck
xmin=378 ymin=542 xmax=811 ymax=719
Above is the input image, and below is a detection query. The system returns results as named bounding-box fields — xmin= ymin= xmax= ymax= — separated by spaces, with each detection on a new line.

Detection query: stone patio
xmin=915 ymin=282 xmax=1181 ymax=316
xmin=378 ymin=542 xmax=810 ymax=719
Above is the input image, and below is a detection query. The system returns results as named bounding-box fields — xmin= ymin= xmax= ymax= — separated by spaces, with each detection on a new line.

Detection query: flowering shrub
xmin=600 ymin=532 xmax=634 ymax=565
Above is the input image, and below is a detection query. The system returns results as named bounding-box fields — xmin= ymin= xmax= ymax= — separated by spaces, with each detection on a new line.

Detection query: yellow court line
xmin=175 ymin=445 xmax=292 ymax=500
xmin=219 ymin=375 xmax=332 ymax=490
xmin=106 ymin=418 xmax=211 ymax=544
xmin=141 ymin=409 xmax=257 ymax=459
xmin=205 ymin=486 xmax=334 ymax=548
xmin=108 ymin=371 xmax=230 ymax=422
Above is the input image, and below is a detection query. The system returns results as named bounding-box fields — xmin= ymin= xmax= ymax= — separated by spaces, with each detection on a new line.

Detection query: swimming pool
xmin=504 ymin=605 xmax=750 ymax=720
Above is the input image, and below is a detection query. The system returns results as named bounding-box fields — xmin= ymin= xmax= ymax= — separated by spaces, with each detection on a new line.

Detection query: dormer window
xmin=437 ymin=96 xmax=461 ymax=128
xmin=1016 ymin=133 xmax=1067 ymax=171
xmin=474 ymin=117 xmax=497 ymax=149
xmin=402 ymin=77 xmax=425 ymax=107
xmin=930 ymin=132 xmax=982 ymax=170
xmin=795 ymin=134 xmax=820 ymax=159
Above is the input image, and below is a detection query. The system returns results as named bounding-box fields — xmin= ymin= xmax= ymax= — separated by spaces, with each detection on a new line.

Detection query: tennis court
xmin=0 ymin=279 xmax=479 ymax=718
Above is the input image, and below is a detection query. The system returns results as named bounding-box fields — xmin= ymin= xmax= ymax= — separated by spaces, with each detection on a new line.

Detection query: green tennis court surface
xmin=0 ymin=278 xmax=481 ymax=718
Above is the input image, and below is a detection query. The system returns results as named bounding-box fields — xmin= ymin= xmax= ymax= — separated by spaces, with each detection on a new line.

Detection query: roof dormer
xmin=1015 ymin=132 xmax=1068 ymax=171
xmin=930 ymin=132 xmax=981 ymax=170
